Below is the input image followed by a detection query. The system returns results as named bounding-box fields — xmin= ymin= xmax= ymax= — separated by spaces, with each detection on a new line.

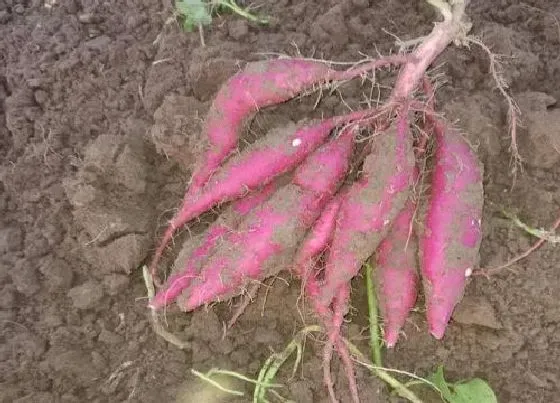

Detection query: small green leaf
xmin=428 ymin=366 xmax=498 ymax=403
xmin=175 ymin=0 xmax=212 ymax=31
xmin=451 ymin=378 xmax=498 ymax=403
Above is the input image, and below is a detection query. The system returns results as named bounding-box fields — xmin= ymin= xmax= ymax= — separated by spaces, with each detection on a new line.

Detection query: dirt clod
xmin=442 ymin=94 xmax=502 ymax=159
xmin=67 ymin=280 xmax=105 ymax=310
xmin=0 ymin=285 xmax=17 ymax=309
xmin=254 ymin=326 xmax=282 ymax=344
xmin=289 ymin=380 xmax=315 ymax=402
xmin=188 ymin=57 xmax=241 ymax=102
xmin=150 ymin=95 xmax=206 ymax=171
xmin=98 ymin=328 xmax=124 ymax=345
xmin=311 ymin=5 xmax=350 ymax=50
xmin=46 ymin=350 xmax=104 ymax=384
xmin=102 ymin=274 xmax=130 ymax=296
xmin=11 ymin=260 xmax=41 ymax=296
xmin=39 ymin=257 xmax=74 ymax=291
xmin=544 ymin=307 xmax=560 ymax=323
xmin=184 ymin=310 xmax=222 ymax=343
xmin=518 ymin=108 xmax=560 ymax=168
xmin=228 ymin=19 xmax=249 ymax=41
xmin=0 ymin=226 xmax=24 ymax=253
xmin=96 ymin=234 xmax=150 ymax=274
xmin=452 ymin=295 xmax=502 ymax=330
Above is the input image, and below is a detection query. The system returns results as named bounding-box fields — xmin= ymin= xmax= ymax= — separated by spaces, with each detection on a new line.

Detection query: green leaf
xmin=451 ymin=379 xmax=498 ymax=403
xmin=428 ymin=366 xmax=455 ymax=402
xmin=175 ymin=0 xmax=212 ymax=31
xmin=428 ymin=366 xmax=498 ymax=403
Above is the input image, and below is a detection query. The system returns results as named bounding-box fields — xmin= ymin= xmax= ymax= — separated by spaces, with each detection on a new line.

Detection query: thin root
xmin=142 ymin=266 xmax=191 ymax=350
xmin=254 ymin=325 xmax=321 ymax=403
xmin=477 ymin=213 xmax=560 ymax=277
xmin=227 ymin=282 xmax=261 ymax=329
xmin=321 ymin=285 xmax=359 ymax=403
xmin=466 ymin=35 xmax=523 ymax=174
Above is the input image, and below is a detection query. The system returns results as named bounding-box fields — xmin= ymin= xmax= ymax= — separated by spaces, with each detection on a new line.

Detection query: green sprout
xmin=175 ymin=0 xmax=269 ymax=33
xmin=190 ymin=326 xmax=320 ymax=402
xmin=501 ymin=209 xmax=560 ymax=243
xmin=428 ymin=365 xmax=498 ymax=403
xmin=253 ymin=325 xmax=320 ymax=402
xmin=211 ymin=0 xmax=269 ymax=24
xmin=175 ymin=0 xmax=212 ymax=32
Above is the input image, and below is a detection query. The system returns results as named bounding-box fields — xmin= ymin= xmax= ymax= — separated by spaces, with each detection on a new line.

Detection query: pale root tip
xmin=427 ymin=303 xmax=453 ymax=340
xmin=183 ymin=297 xmax=198 ymax=312
xmin=384 ymin=330 xmax=398 ymax=348
xmin=429 ymin=324 xmax=446 ymax=340
xmin=147 ymin=297 xmax=162 ymax=311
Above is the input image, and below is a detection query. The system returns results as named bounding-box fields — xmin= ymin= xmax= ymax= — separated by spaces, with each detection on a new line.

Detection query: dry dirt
xmin=1 ymin=1 xmax=559 ymax=402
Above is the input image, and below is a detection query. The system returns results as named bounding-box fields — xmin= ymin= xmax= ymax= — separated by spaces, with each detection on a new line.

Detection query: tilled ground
xmin=1 ymin=1 xmax=559 ymax=402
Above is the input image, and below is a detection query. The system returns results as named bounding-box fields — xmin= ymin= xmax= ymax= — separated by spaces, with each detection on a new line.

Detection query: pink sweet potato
xmin=191 ymin=56 xmax=410 ymax=194
xmin=314 ymin=114 xmax=415 ymax=309
xmin=293 ymin=194 xmax=342 ymax=281
xmin=179 ymin=126 xmax=358 ymax=311
xmin=149 ymin=182 xmax=277 ymax=309
xmin=374 ymin=198 xmax=419 ymax=348
xmin=149 ymin=109 xmax=374 ymax=279
xmin=419 ymin=120 xmax=484 ymax=339
xmin=189 ymin=59 xmax=332 ymax=194
xmin=294 ymin=201 xmax=357 ymax=403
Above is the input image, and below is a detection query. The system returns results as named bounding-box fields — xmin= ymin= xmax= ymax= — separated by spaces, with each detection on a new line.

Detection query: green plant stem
xmin=362 ymin=263 xmax=427 ymax=402
xmin=191 ymin=369 xmax=245 ymax=397
xmin=345 ymin=341 xmax=424 ymax=403
xmin=365 ymin=263 xmax=382 ymax=367
xmin=254 ymin=325 xmax=321 ymax=403
xmin=502 ymin=209 xmax=560 ymax=243
xmin=191 ymin=367 xmax=284 ymax=400
xmin=207 ymin=368 xmax=283 ymax=388
xmin=142 ymin=266 xmax=191 ymax=350
xmin=216 ymin=0 xmax=269 ymax=24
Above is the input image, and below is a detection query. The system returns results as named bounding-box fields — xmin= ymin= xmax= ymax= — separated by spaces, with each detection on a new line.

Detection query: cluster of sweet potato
xmin=147 ymin=3 xmax=483 ymax=401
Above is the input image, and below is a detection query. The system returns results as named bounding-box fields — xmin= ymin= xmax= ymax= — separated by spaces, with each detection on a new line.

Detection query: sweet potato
xmin=419 ymin=120 xmax=484 ymax=339
xmin=149 ymin=109 xmax=374 ymax=279
xmin=374 ymin=198 xmax=419 ymax=348
xmin=290 ymin=193 xmax=357 ymax=402
xmin=189 ymin=59 xmax=332 ymax=194
xmin=293 ymin=195 xmax=342 ymax=280
xmin=149 ymin=182 xmax=277 ymax=310
xmin=179 ymin=126 xmax=357 ymax=311
xmin=191 ymin=56 xmax=409 ymax=193
xmin=314 ymin=114 xmax=415 ymax=309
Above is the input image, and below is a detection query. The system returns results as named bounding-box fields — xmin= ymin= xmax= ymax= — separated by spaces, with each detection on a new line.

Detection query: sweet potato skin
xmin=293 ymin=195 xmax=343 ymax=280
xmin=180 ymin=127 xmax=357 ymax=311
xmin=419 ymin=121 xmax=484 ymax=339
xmin=375 ymin=198 xmax=419 ymax=347
xmin=190 ymin=59 xmax=333 ymax=193
xmin=149 ymin=111 xmax=371 ymax=279
xmin=149 ymin=183 xmax=277 ymax=309
xmin=315 ymin=115 xmax=415 ymax=308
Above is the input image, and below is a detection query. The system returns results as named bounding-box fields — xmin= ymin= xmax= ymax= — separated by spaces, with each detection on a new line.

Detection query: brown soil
xmin=1 ymin=1 xmax=559 ymax=402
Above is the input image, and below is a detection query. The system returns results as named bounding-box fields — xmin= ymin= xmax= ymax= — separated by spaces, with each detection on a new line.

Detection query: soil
xmin=1 ymin=1 xmax=559 ymax=402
